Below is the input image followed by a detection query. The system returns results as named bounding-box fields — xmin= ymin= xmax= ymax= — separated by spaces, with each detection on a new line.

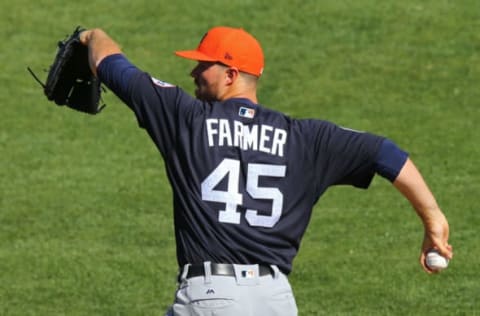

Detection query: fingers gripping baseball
xmin=420 ymin=214 xmax=453 ymax=273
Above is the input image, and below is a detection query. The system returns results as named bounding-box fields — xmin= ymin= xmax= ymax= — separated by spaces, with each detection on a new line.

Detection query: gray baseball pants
xmin=165 ymin=262 xmax=298 ymax=316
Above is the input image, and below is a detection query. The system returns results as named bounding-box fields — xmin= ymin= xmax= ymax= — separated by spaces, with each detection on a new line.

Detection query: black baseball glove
xmin=28 ymin=26 xmax=106 ymax=114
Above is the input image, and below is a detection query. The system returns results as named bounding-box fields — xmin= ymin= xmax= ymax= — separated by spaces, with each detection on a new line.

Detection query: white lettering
xmin=272 ymin=129 xmax=287 ymax=157
xmin=205 ymin=119 xmax=287 ymax=157
xmin=219 ymin=119 xmax=232 ymax=146
xmin=206 ymin=119 xmax=218 ymax=146
xmin=259 ymin=125 xmax=273 ymax=154
xmin=243 ymin=125 xmax=258 ymax=151
xmin=233 ymin=121 xmax=243 ymax=147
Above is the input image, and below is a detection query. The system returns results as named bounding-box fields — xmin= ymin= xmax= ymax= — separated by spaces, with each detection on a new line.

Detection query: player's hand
xmin=75 ymin=28 xmax=123 ymax=75
xmin=419 ymin=212 xmax=453 ymax=273
xmin=79 ymin=29 xmax=92 ymax=46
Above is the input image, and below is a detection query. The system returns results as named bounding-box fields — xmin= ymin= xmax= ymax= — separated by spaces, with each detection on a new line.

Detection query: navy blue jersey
xmin=98 ymin=55 xmax=385 ymax=274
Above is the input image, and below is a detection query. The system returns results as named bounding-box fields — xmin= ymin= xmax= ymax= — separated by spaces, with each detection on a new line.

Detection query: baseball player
xmin=79 ymin=26 xmax=453 ymax=315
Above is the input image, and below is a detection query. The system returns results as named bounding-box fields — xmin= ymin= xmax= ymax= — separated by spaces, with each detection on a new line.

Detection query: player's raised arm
xmin=79 ymin=28 xmax=123 ymax=75
xmin=392 ymin=158 xmax=453 ymax=273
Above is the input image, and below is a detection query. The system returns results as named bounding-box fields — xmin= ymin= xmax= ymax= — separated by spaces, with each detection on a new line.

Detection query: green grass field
xmin=1 ymin=0 xmax=479 ymax=315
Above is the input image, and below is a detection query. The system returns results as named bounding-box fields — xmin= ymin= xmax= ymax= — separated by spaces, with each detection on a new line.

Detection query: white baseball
xmin=426 ymin=250 xmax=449 ymax=270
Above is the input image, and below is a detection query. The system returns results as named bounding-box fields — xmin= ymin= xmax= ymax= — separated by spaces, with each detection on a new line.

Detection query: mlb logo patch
xmin=239 ymin=107 xmax=255 ymax=119
xmin=241 ymin=269 xmax=255 ymax=278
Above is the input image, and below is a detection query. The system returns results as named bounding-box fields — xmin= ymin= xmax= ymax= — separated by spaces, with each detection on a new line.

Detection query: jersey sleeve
xmin=374 ymin=138 xmax=409 ymax=182
xmin=97 ymin=54 xmax=202 ymax=157
xmin=303 ymin=120 xmax=385 ymax=190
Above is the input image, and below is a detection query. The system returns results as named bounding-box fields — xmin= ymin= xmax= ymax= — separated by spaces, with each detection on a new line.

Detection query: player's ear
xmin=225 ymin=67 xmax=239 ymax=85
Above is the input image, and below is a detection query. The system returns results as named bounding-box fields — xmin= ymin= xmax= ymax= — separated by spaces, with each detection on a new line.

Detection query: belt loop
xmin=179 ymin=264 xmax=190 ymax=282
xmin=203 ymin=261 xmax=212 ymax=284
xmin=270 ymin=265 xmax=280 ymax=279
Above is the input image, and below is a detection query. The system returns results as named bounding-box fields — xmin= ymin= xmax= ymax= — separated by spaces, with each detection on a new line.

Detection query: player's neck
xmin=220 ymin=90 xmax=258 ymax=103
xmin=219 ymin=79 xmax=258 ymax=103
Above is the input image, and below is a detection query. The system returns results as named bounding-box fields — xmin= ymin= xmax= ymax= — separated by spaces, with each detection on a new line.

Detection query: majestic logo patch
xmin=239 ymin=107 xmax=255 ymax=119
xmin=151 ymin=77 xmax=175 ymax=88
xmin=206 ymin=288 xmax=215 ymax=294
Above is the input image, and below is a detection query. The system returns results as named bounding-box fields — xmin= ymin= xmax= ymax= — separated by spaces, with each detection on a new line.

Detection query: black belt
xmin=185 ymin=263 xmax=273 ymax=279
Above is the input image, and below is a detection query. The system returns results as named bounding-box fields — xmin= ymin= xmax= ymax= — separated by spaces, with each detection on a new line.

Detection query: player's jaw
xmin=193 ymin=77 xmax=215 ymax=101
xmin=190 ymin=62 xmax=225 ymax=102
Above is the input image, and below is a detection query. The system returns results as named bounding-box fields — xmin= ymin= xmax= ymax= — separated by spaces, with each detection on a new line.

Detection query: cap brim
xmin=175 ymin=50 xmax=217 ymax=62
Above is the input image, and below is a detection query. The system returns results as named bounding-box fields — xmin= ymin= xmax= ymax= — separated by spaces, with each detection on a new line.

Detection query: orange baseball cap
xmin=175 ymin=26 xmax=264 ymax=77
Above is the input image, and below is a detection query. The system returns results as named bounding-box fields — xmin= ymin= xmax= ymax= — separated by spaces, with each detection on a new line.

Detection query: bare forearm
xmin=79 ymin=28 xmax=123 ymax=75
xmin=393 ymin=158 xmax=453 ymax=272
xmin=393 ymin=159 xmax=441 ymax=224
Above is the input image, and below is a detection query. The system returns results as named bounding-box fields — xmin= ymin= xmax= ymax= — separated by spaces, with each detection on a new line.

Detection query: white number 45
xmin=201 ymin=158 xmax=286 ymax=228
